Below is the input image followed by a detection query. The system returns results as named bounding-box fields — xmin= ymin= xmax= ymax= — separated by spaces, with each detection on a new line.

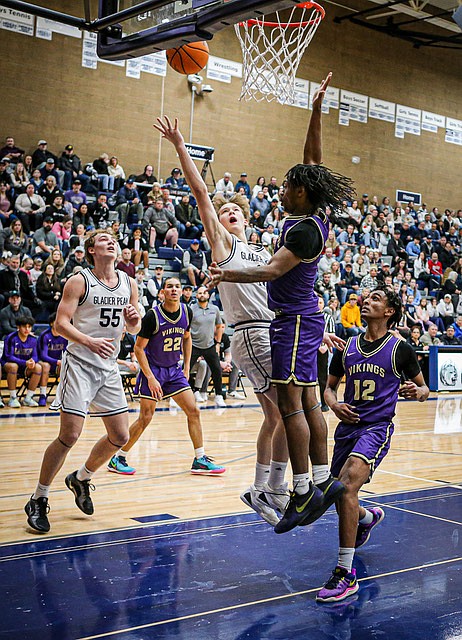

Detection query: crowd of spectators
xmin=0 ymin=135 xmax=460 ymax=404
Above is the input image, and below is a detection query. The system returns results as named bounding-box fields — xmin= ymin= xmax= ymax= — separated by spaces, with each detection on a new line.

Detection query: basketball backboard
xmin=96 ymin=0 xmax=302 ymax=60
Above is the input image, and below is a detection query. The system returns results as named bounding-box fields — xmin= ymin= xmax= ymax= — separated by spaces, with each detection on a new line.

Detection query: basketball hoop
xmin=234 ymin=2 xmax=325 ymax=103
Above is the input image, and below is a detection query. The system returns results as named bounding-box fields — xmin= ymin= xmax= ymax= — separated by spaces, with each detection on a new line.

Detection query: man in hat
xmin=0 ymin=254 xmax=35 ymax=309
xmin=61 ymin=246 xmax=90 ymax=282
xmin=64 ymin=179 xmax=87 ymax=214
xmin=115 ymin=178 xmax=143 ymax=227
xmin=180 ymin=283 xmax=194 ymax=306
xmin=235 ymin=173 xmax=251 ymax=199
xmin=59 ymin=144 xmax=90 ymax=191
xmin=31 ymin=217 xmax=59 ymax=260
xmin=0 ymin=290 xmax=33 ymax=338
xmin=215 ymin=172 xmax=234 ymax=196
xmin=165 ymin=167 xmax=185 ymax=189
xmin=182 ymin=238 xmax=208 ymax=287
xmin=341 ymin=294 xmax=363 ymax=336
xmin=32 ymin=140 xmax=58 ymax=169
xmin=387 ymin=229 xmax=407 ymax=263
xmin=40 ymin=158 xmax=60 ymax=184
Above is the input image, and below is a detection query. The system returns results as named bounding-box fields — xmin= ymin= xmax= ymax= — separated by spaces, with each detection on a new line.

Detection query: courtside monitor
xmin=97 ymin=0 xmax=301 ymax=60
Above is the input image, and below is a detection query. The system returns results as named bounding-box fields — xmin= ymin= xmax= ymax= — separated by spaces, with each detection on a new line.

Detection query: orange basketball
xmin=166 ymin=41 xmax=210 ymax=75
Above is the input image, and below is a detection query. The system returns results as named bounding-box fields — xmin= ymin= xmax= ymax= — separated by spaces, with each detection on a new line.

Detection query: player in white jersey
xmin=25 ymin=229 xmax=141 ymax=533
xmin=155 ymin=117 xmax=290 ymax=526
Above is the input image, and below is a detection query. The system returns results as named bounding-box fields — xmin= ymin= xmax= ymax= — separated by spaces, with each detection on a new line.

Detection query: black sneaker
xmin=274 ymin=483 xmax=324 ymax=534
xmin=65 ymin=471 xmax=95 ymax=515
xmin=25 ymin=496 xmax=50 ymax=533
xmin=305 ymin=475 xmax=345 ymax=525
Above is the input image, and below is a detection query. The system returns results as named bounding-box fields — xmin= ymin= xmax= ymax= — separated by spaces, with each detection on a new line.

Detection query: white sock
xmin=119 ymin=449 xmax=130 ymax=459
xmin=312 ymin=464 xmax=330 ymax=485
xmin=25 ymin=390 xmax=34 ymax=401
xmin=76 ymin=465 xmax=93 ymax=481
xmin=293 ymin=473 xmax=311 ymax=495
xmin=10 ymin=390 xmax=17 ymax=399
xmin=33 ymin=482 xmax=50 ymax=500
xmin=359 ymin=509 xmax=374 ymax=525
xmin=338 ymin=547 xmax=355 ymax=572
xmin=195 ymin=447 xmax=205 ymax=460
xmin=268 ymin=460 xmax=287 ymax=488
xmin=40 ymin=387 xmax=47 ymax=396
xmin=254 ymin=462 xmax=270 ymax=489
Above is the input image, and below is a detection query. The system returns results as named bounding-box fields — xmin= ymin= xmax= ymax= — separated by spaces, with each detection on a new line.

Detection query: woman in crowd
xmin=251 ymin=176 xmax=266 ymax=198
xmin=30 ymin=169 xmax=43 ymax=192
xmin=52 ymin=215 xmax=73 ymax=258
xmin=11 ymin=161 xmax=30 ymax=194
xmin=352 ymin=254 xmax=368 ymax=281
xmin=0 ymin=181 xmax=13 ymax=225
xmin=108 ymin=156 xmax=126 ymax=191
xmin=43 ymin=248 xmax=65 ymax=279
xmin=392 ymin=258 xmax=408 ymax=283
xmin=415 ymin=297 xmax=431 ymax=330
xmin=35 ymin=263 xmax=62 ymax=319
xmin=0 ymin=219 xmax=29 ymax=257
xmin=378 ymin=224 xmax=392 ymax=255
xmin=428 ymin=296 xmax=445 ymax=333
xmin=73 ymin=202 xmax=92 ymax=230
xmin=125 ymin=226 xmax=149 ymax=269
xmin=330 ymin=261 xmax=347 ymax=305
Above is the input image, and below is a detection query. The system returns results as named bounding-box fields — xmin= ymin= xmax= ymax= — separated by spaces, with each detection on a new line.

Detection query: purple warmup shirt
xmin=267 ymin=213 xmax=329 ymax=315
xmin=342 ymin=333 xmax=401 ymax=425
xmin=144 ymin=304 xmax=189 ymax=368
xmin=1 ymin=332 xmax=38 ymax=367
xmin=38 ymin=329 xmax=68 ymax=365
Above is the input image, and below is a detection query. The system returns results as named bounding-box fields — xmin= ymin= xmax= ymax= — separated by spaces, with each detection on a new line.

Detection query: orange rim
xmin=243 ymin=2 xmax=325 ymax=28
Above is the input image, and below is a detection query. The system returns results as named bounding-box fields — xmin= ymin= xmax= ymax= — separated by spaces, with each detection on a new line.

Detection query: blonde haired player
xmin=25 ymin=229 xmax=141 ymax=533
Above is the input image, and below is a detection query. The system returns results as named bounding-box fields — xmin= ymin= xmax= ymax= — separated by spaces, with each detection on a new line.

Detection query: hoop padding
xmin=234 ymin=2 xmax=324 ymax=104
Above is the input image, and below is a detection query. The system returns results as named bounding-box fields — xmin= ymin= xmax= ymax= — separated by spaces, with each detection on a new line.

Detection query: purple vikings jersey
xmin=144 ymin=304 xmax=189 ymax=368
xmin=1 ymin=332 xmax=38 ymax=368
xmin=267 ymin=213 xmax=329 ymax=316
xmin=38 ymin=329 xmax=68 ymax=365
xmin=342 ymin=333 xmax=401 ymax=425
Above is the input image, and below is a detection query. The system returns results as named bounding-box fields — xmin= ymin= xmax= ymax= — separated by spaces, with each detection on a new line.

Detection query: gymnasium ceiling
xmin=324 ymin=0 xmax=462 ymax=49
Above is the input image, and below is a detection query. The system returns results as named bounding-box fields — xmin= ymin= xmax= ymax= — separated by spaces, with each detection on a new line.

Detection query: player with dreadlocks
xmin=317 ymin=284 xmax=428 ymax=602
xmin=210 ymin=72 xmax=354 ymax=534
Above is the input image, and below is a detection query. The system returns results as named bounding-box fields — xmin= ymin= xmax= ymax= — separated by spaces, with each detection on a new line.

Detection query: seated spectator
xmin=0 ymin=290 xmax=32 ymax=337
xmin=193 ymin=331 xmax=244 ymax=402
xmin=0 ymin=252 xmax=35 ymax=309
xmin=251 ymin=176 xmax=266 ymax=198
xmin=160 ymin=186 xmax=175 ymax=215
xmin=0 ymin=136 xmax=24 ymax=164
xmin=0 ymin=181 xmax=14 ymax=226
xmin=428 ymin=252 xmax=443 ymax=290
xmin=64 ymin=180 xmax=87 ymax=215
xmin=125 ymin=227 xmax=149 ymax=269
xmin=406 ymin=237 xmax=421 ymax=259
xmin=43 ymin=249 xmax=65 ymax=279
xmin=267 ymin=176 xmax=279 ymax=199
xmin=59 ymin=144 xmax=90 ymax=192
xmin=360 ymin=264 xmax=379 ymax=293
xmin=37 ymin=311 xmax=68 ymax=406
xmin=330 ymin=261 xmax=347 ymax=305
xmin=452 ymin=316 xmax=462 ymax=340
xmin=352 ymin=255 xmax=368 ymax=281
xmin=68 ymin=224 xmax=86 ymax=253
xmin=136 ymin=164 xmax=157 ymax=187
xmin=441 ymin=324 xmax=461 ymax=346
xmin=0 ymin=315 xmax=41 ymax=407
xmin=180 ymin=283 xmax=194 ymax=306
xmin=248 ymin=231 xmax=261 ymax=245
xmin=0 ymin=159 xmax=13 ymax=191
xmin=142 ymin=197 xmax=178 ymax=250
xmin=427 ymin=296 xmax=445 ymax=333
xmin=146 ymin=182 xmax=163 ymax=202
xmin=415 ymin=297 xmax=431 ymax=330
xmin=29 ymin=257 xmax=43 ymax=292
xmin=89 ymin=193 xmax=111 ymax=228
xmin=392 ymin=258 xmax=408 ymax=283
xmin=215 ymin=172 xmax=234 ymax=196
xmin=420 ymin=323 xmax=442 ymax=347
xmin=61 ymin=246 xmax=89 ymax=282
xmin=39 ymin=158 xmax=60 ymax=184
xmin=175 ymin=194 xmax=202 ymax=239
xmin=15 ymin=183 xmax=47 ymax=233
xmin=404 ymin=294 xmax=419 ymax=326
xmin=38 ymin=175 xmax=62 ymax=207
xmin=92 ymin=153 xmax=114 ymax=191
xmin=20 ymin=256 xmax=33 ymax=283
xmin=341 ymin=262 xmax=359 ymax=297
xmin=315 ymin=272 xmax=336 ymax=305
xmin=441 ymin=271 xmax=460 ymax=302
xmin=51 ymin=216 xmax=72 ymax=257
xmin=337 ymin=224 xmax=357 ymax=256
xmin=165 ymin=167 xmax=185 ymax=189
xmin=437 ymin=294 xmax=455 ymax=329
xmin=340 ymin=293 xmax=363 ymax=336
xmin=318 ymin=247 xmax=335 ymax=277
xmin=117 ymin=328 xmax=139 ymax=374
xmin=325 ymin=228 xmax=340 ymax=257
xmin=0 ymin=219 xmax=29 ymax=257
xmin=146 ymin=265 xmax=164 ymax=306
xmin=182 ymin=238 xmax=207 ymax=287
xmin=407 ymin=324 xmax=425 ymax=357
xmin=115 ymin=178 xmax=143 ymax=228
xmin=32 ymin=140 xmax=57 ymax=169
xmin=134 ymin=267 xmax=148 ymax=314
xmin=35 ymin=264 xmax=62 ymax=320
xmin=31 ymin=217 xmax=59 ymax=260
xmin=11 ymin=161 xmax=30 ymax=194
xmin=250 ymin=191 xmax=271 ymax=219
xmin=387 ymin=229 xmax=407 ymax=264
xmin=30 ymin=169 xmax=43 ymax=192
xmin=116 ymin=247 xmax=136 ymax=279
xmin=108 ymin=156 xmax=126 ymax=191
xmin=234 ymin=173 xmax=251 ymax=199
xmin=261 ymin=224 xmax=277 ymax=253
xmin=46 ymin=192 xmax=71 ymax=225
xmin=73 ymin=203 xmax=93 ymax=230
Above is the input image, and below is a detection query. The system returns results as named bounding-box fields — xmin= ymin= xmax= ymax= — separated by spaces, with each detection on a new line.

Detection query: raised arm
xmin=209 ymin=246 xmax=301 ymax=287
xmin=303 ymin=72 xmax=332 ymax=165
xmin=154 ymin=117 xmax=230 ymax=252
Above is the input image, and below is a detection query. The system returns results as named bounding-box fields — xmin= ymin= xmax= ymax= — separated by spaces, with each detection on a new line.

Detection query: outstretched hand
xmin=207 ymin=262 xmax=225 ymax=290
xmin=312 ymin=72 xmax=332 ymax=110
xmin=153 ymin=116 xmax=184 ymax=147
xmin=322 ymin=332 xmax=345 ymax=352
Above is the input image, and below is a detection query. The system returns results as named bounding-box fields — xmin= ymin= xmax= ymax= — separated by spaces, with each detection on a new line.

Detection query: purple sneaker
xmin=38 ymin=394 xmax=47 ymax=407
xmin=316 ymin=566 xmax=359 ymax=603
xmin=355 ymin=507 xmax=385 ymax=549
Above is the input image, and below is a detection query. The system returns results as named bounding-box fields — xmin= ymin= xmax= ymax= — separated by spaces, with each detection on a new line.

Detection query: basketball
xmin=166 ymin=41 xmax=209 ymax=75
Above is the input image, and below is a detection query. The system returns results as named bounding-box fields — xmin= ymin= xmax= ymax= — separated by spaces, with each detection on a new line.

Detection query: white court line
xmin=376 ymin=468 xmax=462 ymax=489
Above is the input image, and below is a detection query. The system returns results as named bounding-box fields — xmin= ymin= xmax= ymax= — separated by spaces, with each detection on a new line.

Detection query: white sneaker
xmin=228 ymin=391 xmax=246 ymax=400
xmin=215 ymin=394 xmax=226 ymax=408
xmin=23 ymin=397 xmax=39 ymax=407
xmin=240 ymin=484 xmax=279 ymax=526
xmin=194 ymin=390 xmax=207 ymax=404
xmin=169 ymin=397 xmax=179 ymax=409
xmin=262 ymin=481 xmax=290 ymax=514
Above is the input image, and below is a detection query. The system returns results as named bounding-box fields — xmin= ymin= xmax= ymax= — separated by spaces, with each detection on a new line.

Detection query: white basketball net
xmin=234 ymin=2 xmax=324 ymax=104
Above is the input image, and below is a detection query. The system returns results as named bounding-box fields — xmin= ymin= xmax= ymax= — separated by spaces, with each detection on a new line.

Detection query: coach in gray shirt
xmin=189 ymin=286 xmax=226 ymax=406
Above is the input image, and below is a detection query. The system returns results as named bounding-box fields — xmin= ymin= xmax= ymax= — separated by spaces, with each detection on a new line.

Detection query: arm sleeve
xmin=138 ymin=309 xmax=158 ymax=339
xmin=284 ymin=218 xmax=324 ymax=260
xmin=395 ymin=341 xmax=421 ymax=380
xmin=4 ymin=335 xmax=27 ymax=366
xmin=328 ymin=349 xmax=345 ymax=378
xmin=38 ymin=333 xmax=58 ymax=365
xmin=31 ymin=338 xmax=39 ymax=362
